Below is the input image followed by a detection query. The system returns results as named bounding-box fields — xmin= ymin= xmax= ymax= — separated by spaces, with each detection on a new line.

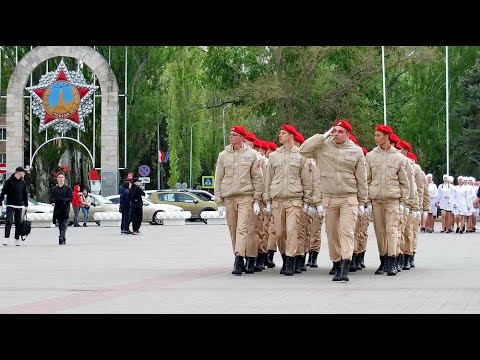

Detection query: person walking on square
xmin=80 ymin=188 xmax=91 ymax=227
xmin=50 ymin=172 xmax=73 ymax=245
xmin=120 ymin=181 xmax=132 ymax=234
xmin=129 ymin=178 xmax=145 ymax=235
xmin=72 ymin=184 xmax=82 ymax=227
xmin=0 ymin=166 xmax=28 ymax=246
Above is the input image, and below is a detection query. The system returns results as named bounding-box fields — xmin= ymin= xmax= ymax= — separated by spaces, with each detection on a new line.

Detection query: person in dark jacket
xmin=0 ymin=166 xmax=28 ymax=246
xmin=120 ymin=181 xmax=132 ymax=234
xmin=49 ymin=172 xmax=73 ymax=245
xmin=129 ymin=178 xmax=145 ymax=235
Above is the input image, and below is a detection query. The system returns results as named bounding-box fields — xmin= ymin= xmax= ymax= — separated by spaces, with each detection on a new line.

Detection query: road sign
xmin=202 ymin=176 xmax=214 ymax=189
xmin=139 ymin=177 xmax=150 ymax=183
xmin=138 ymin=165 xmax=151 ymax=177
xmin=0 ymin=163 xmax=6 ymax=174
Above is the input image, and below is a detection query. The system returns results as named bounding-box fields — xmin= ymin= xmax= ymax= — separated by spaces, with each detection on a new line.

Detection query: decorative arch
xmin=6 ymin=46 xmax=119 ymax=196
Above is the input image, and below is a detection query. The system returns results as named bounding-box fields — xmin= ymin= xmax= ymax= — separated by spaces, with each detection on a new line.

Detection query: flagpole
xmin=446 ymin=46 xmax=449 ymax=175
xmin=157 ymin=122 xmax=161 ymax=190
xmin=382 ymin=46 xmax=387 ymax=125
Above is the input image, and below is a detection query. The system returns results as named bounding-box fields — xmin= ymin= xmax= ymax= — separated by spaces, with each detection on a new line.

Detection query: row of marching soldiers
xmin=214 ymin=120 xmax=430 ymax=281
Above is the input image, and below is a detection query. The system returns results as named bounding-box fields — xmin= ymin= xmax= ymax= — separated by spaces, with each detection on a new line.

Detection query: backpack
xmin=19 ymin=213 xmax=31 ymax=241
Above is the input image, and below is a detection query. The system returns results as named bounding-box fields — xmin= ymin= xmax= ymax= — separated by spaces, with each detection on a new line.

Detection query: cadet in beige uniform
xmin=306 ymin=158 xmax=324 ymax=268
xmin=299 ymin=119 xmax=368 ymax=282
xmin=265 ymin=141 xmax=278 ymax=267
xmin=407 ymin=152 xmax=425 ymax=269
xmin=365 ymin=125 xmax=409 ymax=276
xmin=264 ymin=124 xmax=312 ymax=276
xmin=214 ymin=126 xmax=265 ymax=276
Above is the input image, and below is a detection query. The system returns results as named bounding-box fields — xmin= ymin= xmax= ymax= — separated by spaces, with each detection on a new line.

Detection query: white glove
xmin=253 ymin=201 xmax=260 ymax=216
xmin=307 ymin=206 xmax=317 ymax=217
xmin=399 ymin=205 xmax=404 ymax=214
xmin=366 ymin=205 xmax=373 ymax=216
xmin=264 ymin=203 xmax=271 ymax=215
xmin=218 ymin=206 xmax=225 ymax=217
xmin=316 ymin=205 xmax=325 ymax=218
xmin=322 ymin=127 xmax=334 ymax=139
xmin=303 ymin=204 xmax=309 ymax=213
xmin=404 ymin=207 xmax=410 ymax=216
xmin=358 ymin=205 xmax=365 ymax=217
xmin=412 ymin=211 xmax=420 ymax=220
xmin=422 ymin=211 xmax=428 ymax=221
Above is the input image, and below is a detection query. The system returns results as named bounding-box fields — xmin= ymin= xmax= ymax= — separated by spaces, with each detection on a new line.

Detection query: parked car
xmin=1 ymin=196 xmax=54 ymax=224
xmin=68 ymin=192 xmax=119 ymax=225
xmin=148 ymin=189 xmax=215 ymax=201
xmin=105 ymin=195 xmax=183 ymax=225
xmin=148 ymin=190 xmax=217 ymax=220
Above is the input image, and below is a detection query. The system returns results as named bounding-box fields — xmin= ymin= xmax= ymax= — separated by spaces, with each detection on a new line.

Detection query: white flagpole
xmin=445 ymin=46 xmax=450 ymax=175
xmin=382 ymin=46 xmax=387 ymax=125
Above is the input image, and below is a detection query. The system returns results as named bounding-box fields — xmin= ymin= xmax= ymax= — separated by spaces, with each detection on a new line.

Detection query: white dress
xmin=437 ymin=183 xmax=452 ymax=211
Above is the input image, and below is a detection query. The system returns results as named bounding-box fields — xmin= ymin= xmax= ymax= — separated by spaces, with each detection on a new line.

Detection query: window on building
xmin=0 ymin=129 xmax=6 ymax=141
xmin=0 ymin=154 xmax=5 ymax=163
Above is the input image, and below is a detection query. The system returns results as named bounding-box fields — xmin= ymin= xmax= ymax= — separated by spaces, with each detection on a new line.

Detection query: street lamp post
xmin=222 ymin=103 xmax=233 ymax=148
xmin=190 ymin=120 xmax=212 ymax=189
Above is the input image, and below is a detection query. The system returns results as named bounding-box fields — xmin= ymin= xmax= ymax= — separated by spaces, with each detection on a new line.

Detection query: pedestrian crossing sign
xmin=202 ymin=176 xmax=214 ymax=189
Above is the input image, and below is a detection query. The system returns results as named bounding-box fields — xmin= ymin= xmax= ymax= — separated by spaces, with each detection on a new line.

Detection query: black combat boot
xmin=387 ymin=256 xmax=397 ymax=276
xmin=254 ymin=254 xmax=264 ymax=272
xmin=339 ymin=259 xmax=351 ymax=281
xmin=300 ymin=255 xmax=307 ymax=271
xmin=232 ymin=256 xmax=244 ymax=276
xmin=397 ymin=254 xmax=403 ymax=272
xmin=280 ymin=254 xmax=287 ymax=274
xmin=349 ymin=253 xmax=357 ymax=272
xmin=267 ymin=250 xmax=276 ymax=268
xmin=332 ymin=261 xmax=342 ymax=281
xmin=284 ymin=256 xmax=295 ymax=276
xmin=310 ymin=251 xmax=319 ymax=268
xmin=355 ymin=253 xmax=362 ymax=270
xmin=329 ymin=262 xmax=336 ymax=275
xmin=375 ymin=256 xmax=387 ymax=275
xmin=293 ymin=256 xmax=302 ymax=274
xmin=305 ymin=251 xmax=312 ymax=267
xmin=245 ymin=257 xmax=255 ymax=274
xmin=410 ymin=253 xmax=415 ymax=268
xmin=359 ymin=252 xmax=366 ymax=268
xmin=402 ymin=254 xmax=411 ymax=270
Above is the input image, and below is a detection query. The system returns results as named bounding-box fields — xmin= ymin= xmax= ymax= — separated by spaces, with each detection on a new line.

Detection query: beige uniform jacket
xmin=404 ymin=158 xmax=418 ymax=211
xmin=421 ymin=171 xmax=430 ymax=211
xmin=263 ymin=145 xmax=312 ymax=204
xmin=214 ymin=144 xmax=264 ymax=205
xmin=299 ymin=134 xmax=367 ymax=206
xmin=413 ymin=163 xmax=425 ymax=212
xmin=309 ymin=159 xmax=323 ymax=206
xmin=365 ymin=145 xmax=410 ymax=207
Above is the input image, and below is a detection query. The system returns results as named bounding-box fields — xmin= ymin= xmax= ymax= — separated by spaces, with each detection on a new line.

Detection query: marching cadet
xmin=365 ymin=125 xmax=409 ymax=276
xmin=352 ymin=145 xmax=370 ymax=270
xmin=214 ymin=125 xmax=264 ymax=276
xmin=305 ymin=159 xmax=324 ymax=269
xmin=299 ymin=120 xmax=368 ymax=282
xmin=407 ymin=152 xmax=425 ymax=269
xmin=264 ymin=124 xmax=312 ymax=276
xmin=265 ymin=141 xmax=278 ymax=267
xmin=436 ymin=175 xmax=452 ymax=233
xmin=395 ymin=140 xmax=417 ymax=272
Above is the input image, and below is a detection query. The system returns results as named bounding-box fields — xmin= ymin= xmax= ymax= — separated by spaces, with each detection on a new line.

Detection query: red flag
xmin=159 ymin=150 xmax=165 ymax=163
xmin=89 ymin=169 xmax=100 ymax=181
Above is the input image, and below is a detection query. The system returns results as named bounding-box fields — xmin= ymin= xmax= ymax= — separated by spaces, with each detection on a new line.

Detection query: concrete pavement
xmin=0 ymin=221 xmax=479 ymax=313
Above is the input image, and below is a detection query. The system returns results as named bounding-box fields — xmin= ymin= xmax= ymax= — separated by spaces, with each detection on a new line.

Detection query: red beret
xmin=253 ymin=139 xmax=263 ymax=148
xmin=268 ymin=142 xmax=278 ymax=151
xmin=407 ymin=152 xmax=417 ymax=163
xmin=244 ymin=132 xmax=257 ymax=143
xmin=281 ymin=124 xmax=298 ymax=136
xmin=389 ymin=133 xmax=400 ymax=145
xmin=362 ymin=147 xmax=368 ymax=156
xmin=294 ymin=132 xmax=304 ymax=144
xmin=231 ymin=126 xmax=248 ymax=137
xmin=375 ymin=124 xmax=393 ymax=135
xmin=333 ymin=119 xmax=353 ymax=133
xmin=397 ymin=140 xmax=412 ymax=152
xmin=348 ymin=134 xmax=358 ymax=145
xmin=260 ymin=140 xmax=270 ymax=151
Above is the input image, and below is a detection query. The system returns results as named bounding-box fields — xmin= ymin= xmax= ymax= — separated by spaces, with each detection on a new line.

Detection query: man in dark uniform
xmin=50 ymin=171 xmax=73 ymax=245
